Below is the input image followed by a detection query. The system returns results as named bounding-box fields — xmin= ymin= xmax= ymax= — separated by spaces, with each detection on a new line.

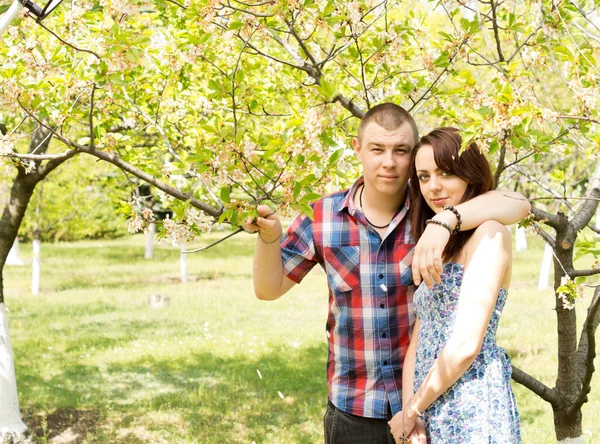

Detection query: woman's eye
xmin=418 ymin=175 xmax=429 ymax=181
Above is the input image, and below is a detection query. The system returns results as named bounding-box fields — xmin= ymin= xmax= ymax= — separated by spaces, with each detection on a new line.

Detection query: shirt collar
xmin=336 ymin=177 xmax=364 ymax=215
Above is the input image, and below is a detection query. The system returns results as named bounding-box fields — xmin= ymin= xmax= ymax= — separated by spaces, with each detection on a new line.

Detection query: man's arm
xmin=438 ymin=190 xmax=531 ymax=230
xmin=243 ymin=205 xmax=296 ymax=300
xmin=412 ymin=190 xmax=530 ymax=287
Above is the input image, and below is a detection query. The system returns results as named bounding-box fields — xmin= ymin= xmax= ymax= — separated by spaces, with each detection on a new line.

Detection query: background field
xmin=3 ymin=230 xmax=600 ymax=443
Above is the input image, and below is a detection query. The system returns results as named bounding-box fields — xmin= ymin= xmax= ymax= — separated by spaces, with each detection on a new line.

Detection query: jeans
xmin=323 ymin=400 xmax=395 ymax=444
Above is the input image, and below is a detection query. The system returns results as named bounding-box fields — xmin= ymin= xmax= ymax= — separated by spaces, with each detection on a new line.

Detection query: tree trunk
xmin=0 ymin=169 xmax=38 ymax=304
xmin=552 ymin=224 xmax=583 ymax=441
xmin=0 ymin=127 xmax=74 ymax=436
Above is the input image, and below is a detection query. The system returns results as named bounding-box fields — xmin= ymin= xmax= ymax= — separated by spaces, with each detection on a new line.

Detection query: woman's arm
xmin=403 ymin=220 xmax=512 ymax=434
xmin=402 ymin=318 xmax=420 ymax=407
xmin=413 ymin=190 xmax=529 ymax=287
xmin=389 ymin=318 xmax=427 ymax=443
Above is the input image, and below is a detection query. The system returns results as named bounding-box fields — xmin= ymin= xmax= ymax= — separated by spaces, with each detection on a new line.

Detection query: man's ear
xmin=352 ymin=137 xmax=361 ymax=155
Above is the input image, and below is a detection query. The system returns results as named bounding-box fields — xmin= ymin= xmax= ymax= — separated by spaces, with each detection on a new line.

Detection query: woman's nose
xmin=429 ymin=176 xmax=442 ymax=191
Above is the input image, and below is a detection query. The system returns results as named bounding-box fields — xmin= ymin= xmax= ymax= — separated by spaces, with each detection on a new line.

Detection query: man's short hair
xmin=357 ymin=103 xmax=419 ymax=147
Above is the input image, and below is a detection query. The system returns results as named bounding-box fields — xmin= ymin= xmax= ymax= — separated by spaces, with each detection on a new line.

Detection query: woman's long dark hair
xmin=409 ymin=127 xmax=495 ymax=262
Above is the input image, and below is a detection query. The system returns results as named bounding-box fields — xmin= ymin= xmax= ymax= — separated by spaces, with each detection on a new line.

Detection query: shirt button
xmin=383 ymin=360 xmax=388 ymax=366
xmin=379 ymin=274 xmax=384 ymax=279
xmin=380 ymin=304 xmax=385 ymax=309
xmin=382 ymin=333 xmax=387 ymax=338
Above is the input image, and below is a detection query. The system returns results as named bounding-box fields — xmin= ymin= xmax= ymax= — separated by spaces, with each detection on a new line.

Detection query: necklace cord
xmin=359 ymin=185 xmax=393 ymax=229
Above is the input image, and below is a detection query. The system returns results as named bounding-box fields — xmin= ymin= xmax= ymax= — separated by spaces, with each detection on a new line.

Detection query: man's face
xmin=352 ymin=121 xmax=415 ymax=198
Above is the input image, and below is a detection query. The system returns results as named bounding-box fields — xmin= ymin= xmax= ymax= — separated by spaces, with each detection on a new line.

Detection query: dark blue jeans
xmin=323 ymin=400 xmax=395 ymax=444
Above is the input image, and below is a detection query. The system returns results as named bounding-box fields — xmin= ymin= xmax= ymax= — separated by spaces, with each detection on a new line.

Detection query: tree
xmin=1 ymin=0 xmax=599 ymax=440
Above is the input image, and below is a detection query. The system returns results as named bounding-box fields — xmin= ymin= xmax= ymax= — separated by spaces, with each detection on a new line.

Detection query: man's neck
xmin=359 ymin=183 xmax=405 ymax=216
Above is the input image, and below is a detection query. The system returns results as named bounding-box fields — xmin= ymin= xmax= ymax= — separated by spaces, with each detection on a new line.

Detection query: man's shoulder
xmin=313 ymin=187 xmax=350 ymax=207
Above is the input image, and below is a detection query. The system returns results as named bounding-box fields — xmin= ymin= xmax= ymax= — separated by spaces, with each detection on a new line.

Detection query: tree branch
xmin=570 ymin=268 xmax=600 ymax=278
xmin=183 ymin=227 xmax=244 ymax=253
xmin=16 ymin=101 xmax=223 ymax=218
xmin=490 ymin=0 xmax=506 ymax=62
xmin=493 ymin=138 xmax=507 ymax=186
xmin=530 ymin=205 xmax=563 ymax=231
xmin=512 ymin=365 xmax=559 ymax=406
xmin=571 ymin=159 xmax=600 ymax=231
xmin=36 ymin=20 xmax=101 ymax=60
xmin=89 ymin=84 xmax=96 ymax=150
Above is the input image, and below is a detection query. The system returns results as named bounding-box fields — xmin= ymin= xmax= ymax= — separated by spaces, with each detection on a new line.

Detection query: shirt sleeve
xmin=281 ymin=212 xmax=318 ymax=284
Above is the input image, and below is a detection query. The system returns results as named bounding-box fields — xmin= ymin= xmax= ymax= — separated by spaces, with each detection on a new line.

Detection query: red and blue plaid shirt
xmin=281 ymin=177 xmax=415 ymax=419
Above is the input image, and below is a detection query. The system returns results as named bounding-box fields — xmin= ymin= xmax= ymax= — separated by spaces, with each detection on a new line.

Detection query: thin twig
xmin=183 ymin=227 xmax=244 ymax=253
xmin=37 ymin=20 xmax=101 ymax=60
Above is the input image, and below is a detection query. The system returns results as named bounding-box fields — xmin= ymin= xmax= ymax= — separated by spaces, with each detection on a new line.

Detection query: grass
xmin=3 ymin=230 xmax=600 ymax=443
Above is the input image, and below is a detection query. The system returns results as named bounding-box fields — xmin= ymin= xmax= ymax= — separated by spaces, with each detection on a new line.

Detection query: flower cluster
xmin=128 ymin=212 xmax=144 ymax=234
xmin=557 ymin=276 xmax=583 ymax=310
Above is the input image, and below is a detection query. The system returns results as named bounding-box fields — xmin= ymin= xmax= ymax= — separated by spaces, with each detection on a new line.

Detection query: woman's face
xmin=414 ymin=144 xmax=469 ymax=214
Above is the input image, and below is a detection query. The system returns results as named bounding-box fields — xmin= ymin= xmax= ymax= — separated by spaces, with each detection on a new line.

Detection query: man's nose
xmin=382 ymin=151 xmax=396 ymax=167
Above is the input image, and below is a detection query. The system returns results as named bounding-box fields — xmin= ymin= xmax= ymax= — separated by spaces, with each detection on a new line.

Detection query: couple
xmin=244 ymin=103 xmax=529 ymax=443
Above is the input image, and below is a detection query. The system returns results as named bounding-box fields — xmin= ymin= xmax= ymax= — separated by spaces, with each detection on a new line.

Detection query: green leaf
xmin=220 ymin=187 xmax=231 ymax=203
xmin=301 ymin=192 xmax=322 ymax=203
xmin=293 ymin=182 xmax=302 ymax=201
xmin=318 ymin=78 xmax=337 ymax=101
xmin=298 ymin=202 xmax=315 ymax=220
xmin=328 ymin=149 xmax=343 ymax=167
xmin=229 ymin=20 xmax=243 ymax=31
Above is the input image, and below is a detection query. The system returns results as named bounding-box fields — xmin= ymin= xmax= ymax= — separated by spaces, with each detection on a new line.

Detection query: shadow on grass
xmin=19 ymin=344 xmax=328 ymax=443
xmin=21 ymin=408 xmax=101 ymax=443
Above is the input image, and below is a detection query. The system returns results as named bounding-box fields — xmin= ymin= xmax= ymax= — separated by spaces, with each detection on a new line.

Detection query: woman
xmin=389 ymin=127 xmax=522 ymax=443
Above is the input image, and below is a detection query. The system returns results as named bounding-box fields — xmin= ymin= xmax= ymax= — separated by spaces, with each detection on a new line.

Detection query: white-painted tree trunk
xmin=31 ymin=239 xmax=41 ymax=296
xmin=596 ymin=207 xmax=600 ymax=234
xmin=516 ymin=226 xmax=528 ymax=252
xmin=0 ymin=304 xmax=27 ymax=437
xmin=180 ymin=243 xmax=188 ymax=283
xmin=144 ymin=223 xmax=155 ymax=259
xmin=538 ymin=242 xmax=553 ymax=290
xmin=557 ymin=436 xmax=584 ymax=444
xmin=5 ymin=239 xmax=23 ymax=266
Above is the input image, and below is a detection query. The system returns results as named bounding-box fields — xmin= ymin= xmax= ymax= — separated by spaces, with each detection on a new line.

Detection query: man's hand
xmin=243 ymin=204 xmax=282 ymax=243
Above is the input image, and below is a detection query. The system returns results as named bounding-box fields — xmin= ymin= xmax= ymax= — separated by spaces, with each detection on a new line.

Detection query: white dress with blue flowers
xmin=413 ymin=262 xmax=521 ymax=443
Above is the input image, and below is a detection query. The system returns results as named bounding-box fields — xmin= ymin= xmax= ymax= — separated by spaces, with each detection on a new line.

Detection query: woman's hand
xmin=388 ymin=405 xmax=420 ymax=443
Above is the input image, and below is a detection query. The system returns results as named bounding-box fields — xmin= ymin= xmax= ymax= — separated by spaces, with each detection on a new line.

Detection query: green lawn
xmin=3 ymin=231 xmax=599 ymax=443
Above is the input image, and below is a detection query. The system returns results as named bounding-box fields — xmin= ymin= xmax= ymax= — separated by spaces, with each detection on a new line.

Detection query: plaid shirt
xmin=281 ymin=177 xmax=415 ymax=419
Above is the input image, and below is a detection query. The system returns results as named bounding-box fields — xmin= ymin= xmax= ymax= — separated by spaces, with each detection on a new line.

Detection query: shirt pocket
xmin=323 ymin=246 xmax=360 ymax=293
xmin=394 ymin=243 xmax=415 ymax=286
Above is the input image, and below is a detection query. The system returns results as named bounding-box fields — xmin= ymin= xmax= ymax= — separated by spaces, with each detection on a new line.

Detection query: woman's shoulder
xmin=464 ymin=221 xmax=512 ymax=257
xmin=473 ymin=220 xmax=511 ymax=237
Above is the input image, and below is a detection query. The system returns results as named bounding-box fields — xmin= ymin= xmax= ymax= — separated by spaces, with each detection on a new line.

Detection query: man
xmin=243 ymin=103 xmax=530 ymax=443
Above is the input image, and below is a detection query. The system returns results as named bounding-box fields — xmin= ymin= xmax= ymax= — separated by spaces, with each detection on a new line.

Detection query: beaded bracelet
xmin=258 ymin=231 xmax=282 ymax=245
xmin=425 ymin=218 xmax=453 ymax=235
xmin=443 ymin=205 xmax=462 ymax=234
